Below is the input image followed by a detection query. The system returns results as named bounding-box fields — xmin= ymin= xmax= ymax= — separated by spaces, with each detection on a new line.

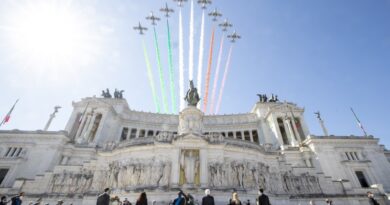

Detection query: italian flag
xmin=0 ymin=99 xmax=19 ymax=127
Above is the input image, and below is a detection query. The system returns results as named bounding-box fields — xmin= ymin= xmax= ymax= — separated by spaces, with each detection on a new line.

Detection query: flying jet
xmin=208 ymin=8 xmax=222 ymax=21
xmin=160 ymin=3 xmax=174 ymax=17
xmin=173 ymin=0 xmax=187 ymax=7
xmin=219 ymin=19 xmax=232 ymax=31
xmin=227 ymin=30 xmax=241 ymax=42
xmin=133 ymin=22 xmax=148 ymax=35
xmin=146 ymin=12 xmax=161 ymax=25
xmin=197 ymin=0 xmax=212 ymax=9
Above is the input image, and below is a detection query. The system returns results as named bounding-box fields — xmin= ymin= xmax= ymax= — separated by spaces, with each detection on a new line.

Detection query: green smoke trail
xmin=153 ymin=27 xmax=169 ymax=113
xmin=142 ymin=40 xmax=160 ymax=113
xmin=167 ymin=20 xmax=176 ymax=113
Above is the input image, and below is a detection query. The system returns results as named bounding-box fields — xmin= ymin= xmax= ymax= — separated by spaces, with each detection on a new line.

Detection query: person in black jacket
xmin=96 ymin=188 xmax=110 ymax=205
xmin=136 ymin=192 xmax=148 ymax=205
xmin=201 ymin=189 xmax=214 ymax=205
xmin=173 ymin=191 xmax=186 ymax=205
xmin=1 ymin=196 xmax=9 ymax=205
xmin=11 ymin=192 xmax=24 ymax=205
xmin=256 ymin=189 xmax=270 ymax=205
xmin=367 ymin=192 xmax=380 ymax=205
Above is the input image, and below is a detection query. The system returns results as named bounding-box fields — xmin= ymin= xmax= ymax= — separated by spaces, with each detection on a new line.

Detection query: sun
xmin=15 ymin=4 xmax=81 ymax=60
xmin=2 ymin=1 xmax=98 ymax=79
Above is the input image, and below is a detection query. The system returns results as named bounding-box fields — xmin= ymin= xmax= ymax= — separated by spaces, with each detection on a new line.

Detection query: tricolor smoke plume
xmin=153 ymin=27 xmax=168 ymax=113
xmin=179 ymin=9 xmax=185 ymax=111
xmin=142 ymin=40 xmax=161 ymax=113
xmin=196 ymin=10 xmax=205 ymax=109
xmin=203 ymin=27 xmax=215 ymax=112
xmin=210 ymin=33 xmax=225 ymax=114
xmin=216 ymin=45 xmax=233 ymax=114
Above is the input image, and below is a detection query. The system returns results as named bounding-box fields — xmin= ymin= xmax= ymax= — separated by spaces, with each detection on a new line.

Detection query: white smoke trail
xmin=216 ymin=45 xmax=233 ymax=114
xmin=196 ymin=11 xmax=205 ymax=109
xmin=210 ymin=34 xmax=225 ymax=114
xmin=189 ymin=0 xmax=194 ymax=81
xmin=179 ymin=9 xmax=185 ymax=111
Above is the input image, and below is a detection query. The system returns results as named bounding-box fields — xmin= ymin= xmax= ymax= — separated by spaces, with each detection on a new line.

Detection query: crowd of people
xmin=0 ymin=192 xmax=64 ymax=205
xmin=96 ymin=188 xmax=269 ymax=205
xmin=0 ymin=189 xmax=381 ymax=205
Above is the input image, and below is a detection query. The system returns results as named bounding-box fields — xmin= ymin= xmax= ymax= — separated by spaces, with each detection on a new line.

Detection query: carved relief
xmin=50 ymin=169 xmax=93 ymax=194
xmin=204 ymin=133 xmax=224 ymax=143
xmin=208 ymin=161 xmax=269 ymax=190
xmin=95 ymin=158 xmax=171 ymax=190
xmin=155 ymin=131 xmax=175 ymax=143
xmin=208 ymin=160 xmax=322 ymax=194
xmin=281 ymin=171 xmax=322 ymax=194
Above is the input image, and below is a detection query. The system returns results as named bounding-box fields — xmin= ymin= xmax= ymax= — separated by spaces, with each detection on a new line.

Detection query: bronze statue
xmin=113 ymin=89 xmax=125 ymax=99
xmin=101 ymin=88 xmax=112 ymax=98
xmin=184 ymin=80 xmax=200 ymax=106
xmin=257 ymin=94 xmax=269 ymax=103
xmin=257 ymin=94 xmax=263 ymax=102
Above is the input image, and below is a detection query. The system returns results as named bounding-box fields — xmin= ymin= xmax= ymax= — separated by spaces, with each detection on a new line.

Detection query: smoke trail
xmin=153 ymin=27 xmax=169 ymax=113
xmin=216 ymin=45 xmax=233 ymax=114
xmin=179 ymin=9 xmax=185 ymax=111
xmin=203 ymin=27 xmax=215 ymax=112
xmin=196 ymin=10 xmax=205 ymax=109
xmin=167 ymin=19 xmax=176 ymax=113
xmin=210 ymin=33 xmax=225 ymax=114
xmin=189 ymin=0 xmax=194 ymax=80
xmin=142 ymin=40 xmax=161 ymax=113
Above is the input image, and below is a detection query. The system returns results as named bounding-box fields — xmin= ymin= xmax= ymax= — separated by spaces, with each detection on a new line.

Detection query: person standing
xmin=110 ymin=196 xmax=121 ymax=205
xmin=173 ymin=191 xmax=186 ymax=205
xmin=201 ymin=189 xmax=214 ymax=205
xmin=1 ymin=196 xmax=9 ymax=205
xmin=97 ymin=188 xmax=111 ymax=205
xmin=136 ymin=192 xmax=148 ymax=205
xmin=367 ymin=192 xmax=380 ymax=205
xmin=11 ymin=192 xmax=24 ymax=205
xmin=122 ymin=198 xmax=131 ymax=205
xmin=228 ymin=192 xmax=241 ymax=205
xmin=256 ymin=189 xmax=270 ymax=205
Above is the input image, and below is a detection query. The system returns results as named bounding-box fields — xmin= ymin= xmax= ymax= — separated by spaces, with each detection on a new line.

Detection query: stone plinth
xmin=178 ymin=106 xmax=204 ymax=135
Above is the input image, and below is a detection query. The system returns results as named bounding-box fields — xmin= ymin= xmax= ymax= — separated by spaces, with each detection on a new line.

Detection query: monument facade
xmin=0 ymin=95 xmax=389 ymax=205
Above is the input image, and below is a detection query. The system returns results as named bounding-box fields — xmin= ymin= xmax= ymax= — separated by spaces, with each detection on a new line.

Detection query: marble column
xmin=272 ymin=117 xmax=285 ymax=147
xmin=170 ymin=149 xmax=180 ymax=188
xmin=75 ymin=114 xmax=88 ymax=139
xmin=290 ymin=115 xmax=301 ymax=142
xmin=284 ymin=118 xmax=298 ymax=146
xmin=249 ymin=131 xmax=254 ymax=142
xmin=199 ymin=149 xmax=208 ymax=188
xmin=85 ymin=113 xmax=98 ymax=142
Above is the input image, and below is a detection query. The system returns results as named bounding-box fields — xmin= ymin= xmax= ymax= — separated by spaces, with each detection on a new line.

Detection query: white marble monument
xmin=0 ymin=96 xmax=390 ymax=205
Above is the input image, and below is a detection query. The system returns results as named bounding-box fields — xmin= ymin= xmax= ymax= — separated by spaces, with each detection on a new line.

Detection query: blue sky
xmin=0 ymin=0 xmax=389 ymax=148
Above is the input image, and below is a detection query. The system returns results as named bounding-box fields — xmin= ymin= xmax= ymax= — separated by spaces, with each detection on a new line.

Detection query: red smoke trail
xmin=203 ymin=27 xmax=215 ymax=112
xmin=216 ymin=45 xmax=233 ymax=114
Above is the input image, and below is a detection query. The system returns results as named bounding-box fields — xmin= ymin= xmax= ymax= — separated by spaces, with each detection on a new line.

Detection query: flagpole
xmin=0 ymin=99 xmax=19 ymax=127
xmin=350 ymin=107 xmax=368 ymax=137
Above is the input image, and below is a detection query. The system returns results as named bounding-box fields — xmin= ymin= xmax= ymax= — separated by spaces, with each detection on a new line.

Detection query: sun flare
xmin=3 ymin=1 xmax=98 ymax=78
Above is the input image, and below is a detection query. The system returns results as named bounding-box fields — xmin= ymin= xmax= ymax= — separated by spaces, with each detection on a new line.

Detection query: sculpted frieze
xmin=208 ymin=160 xmax=322 ymax=195
xmin=94 ymin=158 xmax=171 ymax=190
xmin=49 ymin=169 xmax=93 ymax=194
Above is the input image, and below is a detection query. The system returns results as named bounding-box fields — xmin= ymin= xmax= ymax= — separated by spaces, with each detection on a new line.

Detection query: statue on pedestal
xmin=114 ymin=89 xmax=125 ymax=99
xmin=185 ymin=80 xmax=200 ymax=107
xmin=101 ymin=88 xmax=112 ymax=98
xmin=180 ymin=150 xmax=200 ymax=185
